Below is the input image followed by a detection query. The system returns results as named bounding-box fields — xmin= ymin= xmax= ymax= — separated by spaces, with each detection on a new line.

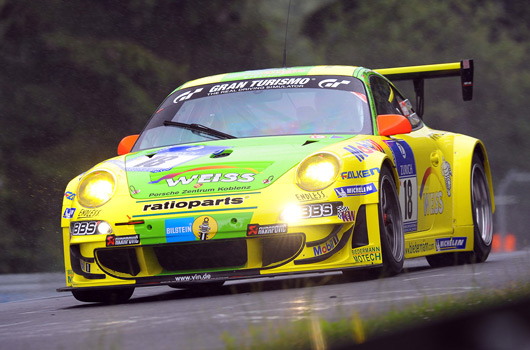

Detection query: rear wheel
xmin=426 ymin=154 xmax=492 ymax=267
xmin=72 ymin=287 xmax=134 ymax=304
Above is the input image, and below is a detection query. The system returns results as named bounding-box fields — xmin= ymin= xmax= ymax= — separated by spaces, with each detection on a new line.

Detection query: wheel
xmin=378 ymin=166 xmax=405 ymax=276
xmin=344 ymin=166 xmax=404 ymax=280
xmin=467 ymin=154 xmax=493 ymax=261
xmin=426 ymin=154 xmax=493 ymax=267
xmin=72 ymin=287 xmax=134 ymax=304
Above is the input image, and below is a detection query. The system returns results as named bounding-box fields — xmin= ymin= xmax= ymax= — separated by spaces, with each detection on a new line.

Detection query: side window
xmin=370 ymin=75 xmax=422 ymax=129
xmin=370 ymin=76 xmax=402 ymax=115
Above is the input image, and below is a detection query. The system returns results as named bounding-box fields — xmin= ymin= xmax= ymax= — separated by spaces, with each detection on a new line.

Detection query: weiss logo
xmin=173 ymin=88 xmax=203 ymax=103
xmin=318 ymin=79 xmax=351 ymax=88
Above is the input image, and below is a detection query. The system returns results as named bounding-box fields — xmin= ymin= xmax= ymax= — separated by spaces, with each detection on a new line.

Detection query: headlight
xmin=296 ymin=152 xmax=341 ymax=191
xmin=77 ymin=170 xmax=116 ymax=208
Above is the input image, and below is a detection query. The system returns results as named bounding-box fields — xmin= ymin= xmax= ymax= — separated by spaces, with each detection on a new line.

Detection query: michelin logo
xmin=334 ymin=184 xmax=377 ymax=198
xmin=435 ymin=237 xmax=467 ymax=251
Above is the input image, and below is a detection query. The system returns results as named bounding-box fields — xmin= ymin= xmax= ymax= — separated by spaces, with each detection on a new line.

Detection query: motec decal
xmin=142 ymin=196 xmax=245 ymax=212
xmin=352 ymin=246 xmax=382 ymax=263
xmin=193 ymin=216 xmax=218 ymax=240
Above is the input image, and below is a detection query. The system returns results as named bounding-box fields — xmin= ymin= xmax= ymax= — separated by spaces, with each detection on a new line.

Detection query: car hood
xmin=124 ymin=135 xmax=356 ymax=199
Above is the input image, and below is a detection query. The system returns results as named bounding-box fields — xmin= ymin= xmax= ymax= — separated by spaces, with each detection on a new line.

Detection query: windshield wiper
xmin=163 ymin=120 xmax=236 ymax=139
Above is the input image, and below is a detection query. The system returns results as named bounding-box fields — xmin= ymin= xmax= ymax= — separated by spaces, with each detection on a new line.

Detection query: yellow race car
xmin=58 ymin=59 xmax=494 ymax=303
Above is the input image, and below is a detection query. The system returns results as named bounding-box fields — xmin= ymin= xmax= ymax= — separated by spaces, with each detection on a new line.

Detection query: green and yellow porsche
xmin=58 ymin=60 xmax=494 ymax=303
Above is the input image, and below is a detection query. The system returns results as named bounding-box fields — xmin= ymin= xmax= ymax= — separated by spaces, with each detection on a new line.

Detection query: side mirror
xmin=377 ymin=114 xmax=412 ymax=136
xmin=117 ymin=135 xmax=139 ymax=155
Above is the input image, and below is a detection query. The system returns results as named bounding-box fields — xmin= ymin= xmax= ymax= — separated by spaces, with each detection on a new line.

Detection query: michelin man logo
xmin=441 ymin=158 xmax=452 ymax=197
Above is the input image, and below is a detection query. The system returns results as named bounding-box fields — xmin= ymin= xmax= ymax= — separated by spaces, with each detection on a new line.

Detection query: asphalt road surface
xmin=1 ymin=251 xmax=530 ymax=350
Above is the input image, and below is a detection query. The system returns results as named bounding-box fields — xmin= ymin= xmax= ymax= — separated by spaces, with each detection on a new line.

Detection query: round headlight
xmin=77 ymin=170 xmax=116 ymax=208
xmin=296 ymin=152 xmax=341 ymax=191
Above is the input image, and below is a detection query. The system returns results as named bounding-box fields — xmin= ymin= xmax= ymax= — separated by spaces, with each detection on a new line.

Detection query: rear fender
xmin=453 ymin=136 xmax=494 ymax=228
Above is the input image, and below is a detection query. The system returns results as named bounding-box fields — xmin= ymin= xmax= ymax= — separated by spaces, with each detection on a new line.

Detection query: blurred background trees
xmin=0 ymin=0 xmax=528 ymax=273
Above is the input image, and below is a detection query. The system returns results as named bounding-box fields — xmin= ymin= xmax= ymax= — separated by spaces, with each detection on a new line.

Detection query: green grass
xmin=221 ymin=282 xmax=530 ymax=349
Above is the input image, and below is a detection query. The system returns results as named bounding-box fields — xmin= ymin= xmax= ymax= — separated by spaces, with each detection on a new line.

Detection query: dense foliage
xmin=0 ymin=0 xmax=528 ymax=273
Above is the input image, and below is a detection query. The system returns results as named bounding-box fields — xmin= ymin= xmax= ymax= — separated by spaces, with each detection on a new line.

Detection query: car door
xmin=369 ymin=75 xmax=453 ymax=235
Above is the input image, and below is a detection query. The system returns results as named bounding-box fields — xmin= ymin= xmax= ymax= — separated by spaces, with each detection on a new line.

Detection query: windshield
xmin=134 ymin=75 xmax=371 ymax=151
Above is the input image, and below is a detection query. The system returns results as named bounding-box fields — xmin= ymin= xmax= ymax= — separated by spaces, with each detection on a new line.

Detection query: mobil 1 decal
xmin=383 ymin=139 xmax=418 ymax=233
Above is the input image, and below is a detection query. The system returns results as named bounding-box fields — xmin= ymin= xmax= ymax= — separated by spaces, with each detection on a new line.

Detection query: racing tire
xmin=345 ymin=166 xmax=405 ymax=280
xmin=377 ymin=166 xmax=405 ymax=276
xmin=71 ymin=287 xmax=134 ymax=304
xmin=426 ymin=154 xmax=493 ymax=267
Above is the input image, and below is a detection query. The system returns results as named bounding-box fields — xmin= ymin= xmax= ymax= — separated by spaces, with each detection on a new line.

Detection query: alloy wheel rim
xmin=471 ymin=163 xmax=493 ymax=245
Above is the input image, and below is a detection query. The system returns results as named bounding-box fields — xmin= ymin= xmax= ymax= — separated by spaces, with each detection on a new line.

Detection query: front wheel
xmin=72 ymin=287 xmax=134 ymax=304
xmin=378 ymin=166 xmax=405 ymax=276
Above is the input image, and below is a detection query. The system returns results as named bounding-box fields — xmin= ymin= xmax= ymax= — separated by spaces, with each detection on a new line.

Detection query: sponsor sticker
xmin=142 ymin=196 xmax=245 ymax=212
xmin=247 ymin=223 xmax=288 ymax=236
xmin=63 ymin=208 xmax=76 ymax=219
xmin=313 ymin=235 xmax=340 ymax=256
xmin=127 ymin=145 xmax=227 ymax=173
xmin=337 ymin=206 xmax=355 ymax=222
xmin=65 ymin=191 xmax=76 ymax=200
xmin=193 ymin=216 xmax=218 ymax=240
xmin=334 ymin=183 xmax=377 ymax=198
xmin=106 ymin=234 xmax=140 ymax=247
xmin=435 ymin=237 xmax=467 ymax=251
xmin=384 ymin=139 xmax=418 ymax=233
xmin=165 ymin=217 xmax=196 ymax=243
xmin=77 ymin=209 xmax=102 ymax=219
xmin=295 ymin=191 xmax=326 ymax=202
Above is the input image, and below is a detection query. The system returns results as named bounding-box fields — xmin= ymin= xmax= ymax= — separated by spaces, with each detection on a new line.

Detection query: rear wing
xmin=375 ymin=59 xmax=473 ymax=118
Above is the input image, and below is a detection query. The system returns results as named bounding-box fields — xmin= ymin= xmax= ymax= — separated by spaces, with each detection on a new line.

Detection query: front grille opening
xmin=262 ymin=235 xmax=304 ymax=267
xmin=153 ymin=239 xmax=247 ymax=271
xmin=97 ymin=248 xmax=141 ymax=276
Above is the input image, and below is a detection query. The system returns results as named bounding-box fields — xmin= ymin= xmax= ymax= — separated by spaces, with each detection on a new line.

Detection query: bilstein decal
xmin=193 ymin=216 xmax=218 ymax=240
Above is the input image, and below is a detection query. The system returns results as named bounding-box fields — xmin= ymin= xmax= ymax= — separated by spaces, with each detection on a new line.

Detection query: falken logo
xmin=318 ymin=79 xmax=351 ymax=88
xmin=435 ymin=237 xmax=467 ymax=251
xmin=334 ymin=184 xmax=377 ymax=198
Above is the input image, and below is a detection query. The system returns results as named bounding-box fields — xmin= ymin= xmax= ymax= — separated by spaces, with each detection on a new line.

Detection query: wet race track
xmin=1 ymin=251 xmax=530 ymax=350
